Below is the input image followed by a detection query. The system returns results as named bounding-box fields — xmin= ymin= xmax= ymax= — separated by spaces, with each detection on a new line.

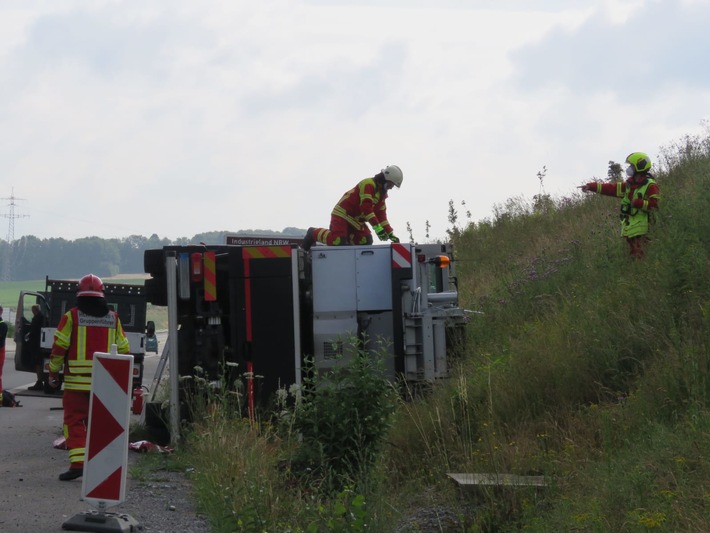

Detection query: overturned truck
xmin=143 ymin=240 xmax=468 ymax=437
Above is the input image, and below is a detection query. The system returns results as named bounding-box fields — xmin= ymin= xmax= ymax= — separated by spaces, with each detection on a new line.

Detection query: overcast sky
xmin=1 ymin=0 xmax=709 ymax=243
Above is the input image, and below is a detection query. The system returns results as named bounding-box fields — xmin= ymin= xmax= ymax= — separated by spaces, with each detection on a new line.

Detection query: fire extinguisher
xmin=132 ymin=386 xmax=147 ymax=415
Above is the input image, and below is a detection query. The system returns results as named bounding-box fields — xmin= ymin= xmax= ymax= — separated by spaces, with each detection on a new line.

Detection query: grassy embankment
xmin=165 ymin=131 xmax=710 ymax=532
xmin=20 ymin=134 xmax=708 ymax=530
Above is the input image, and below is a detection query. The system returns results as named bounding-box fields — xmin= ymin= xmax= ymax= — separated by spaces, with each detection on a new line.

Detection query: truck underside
xmin=142 ymin=241 xmax=468 ymax=438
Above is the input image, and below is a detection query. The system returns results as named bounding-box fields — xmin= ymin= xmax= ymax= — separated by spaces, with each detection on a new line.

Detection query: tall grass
xmin=167 ymin=128 xmax=710 ymax=531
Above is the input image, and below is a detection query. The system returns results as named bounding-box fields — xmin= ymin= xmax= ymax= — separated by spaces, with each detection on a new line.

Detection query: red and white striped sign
xmin=82 ymin=346 xmax=134 ymax=510
xmin=391 ymin=243 xmax=412 ymax=269
xmin=204 ymin=250 xmax=217 ymax=301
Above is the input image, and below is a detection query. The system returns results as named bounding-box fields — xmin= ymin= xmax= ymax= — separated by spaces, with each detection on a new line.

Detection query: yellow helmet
xmin=625 ymin=152 xmax=652 ymax=173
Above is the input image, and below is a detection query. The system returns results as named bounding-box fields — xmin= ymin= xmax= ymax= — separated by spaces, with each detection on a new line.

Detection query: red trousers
xmin=62 ymin=390 xmax=90 ymax=469
xmin=314 ymin=216 xmax=373 ymax=246
xmin=626 ymin=235 xmax=649 ymax=259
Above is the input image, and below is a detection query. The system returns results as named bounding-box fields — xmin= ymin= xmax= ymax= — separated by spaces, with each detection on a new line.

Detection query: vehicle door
xmin=14 ymin=291 xmax=49 ymax=372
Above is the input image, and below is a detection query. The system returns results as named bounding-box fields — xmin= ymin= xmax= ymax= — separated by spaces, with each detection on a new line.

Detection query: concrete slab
xmin=447 ymin=472 xmax=548 ymax=488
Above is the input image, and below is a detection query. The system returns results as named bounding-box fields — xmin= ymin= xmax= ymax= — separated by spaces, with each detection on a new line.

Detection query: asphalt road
xmin=0 ymin=336 xmax=166 ymax=533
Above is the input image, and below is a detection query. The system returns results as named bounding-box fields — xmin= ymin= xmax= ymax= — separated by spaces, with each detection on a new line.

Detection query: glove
xmin=48 ymin=372 xmax=60 ymax=389
xmin=582 ymin=182 xmax=598 ymax=192
xmin=372 ymin=224 xmax=388 ymax=241
xmin=389 ymin=233 xmax=400 ymax=243
xmin=632 ymin=198 xmax=644 ymax=209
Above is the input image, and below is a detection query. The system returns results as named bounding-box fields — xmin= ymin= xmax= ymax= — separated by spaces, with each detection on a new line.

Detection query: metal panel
xmin=312 ymin=313 xmax=358 ymax=369
xmin=354 ymin=246 xmax=392 ymax=311
xmin=311 ymin=248 xmax=357 ymax=313
xmin=433 ymin=318 xmax=448 ymax=379
xmin=360 ymin=311 xmax=396 ymax=379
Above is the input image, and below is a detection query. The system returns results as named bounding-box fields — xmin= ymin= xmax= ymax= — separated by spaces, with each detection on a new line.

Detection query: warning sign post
xmin=62 ymin=344 xmax=140 ymax=532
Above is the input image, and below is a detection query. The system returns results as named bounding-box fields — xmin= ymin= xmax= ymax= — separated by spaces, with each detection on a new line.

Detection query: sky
xmin=1 ymin=0 xmax=709 ymax=243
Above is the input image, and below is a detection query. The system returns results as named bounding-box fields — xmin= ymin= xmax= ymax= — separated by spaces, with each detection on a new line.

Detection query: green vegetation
xmin=0 ymin=280 xmax=47 ymax=308
xmin=153 ymin=130 xmax=710 ymax=530
xmin=171 ymin=345 xmax=398 ymax=532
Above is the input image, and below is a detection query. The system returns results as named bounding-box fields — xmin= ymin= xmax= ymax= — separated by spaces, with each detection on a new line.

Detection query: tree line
xmin=0 ymin=228 xmax=303 ymax=281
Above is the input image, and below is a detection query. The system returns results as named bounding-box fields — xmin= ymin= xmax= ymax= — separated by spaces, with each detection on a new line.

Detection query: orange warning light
xmin=432 ymin=255 xmax=450 ymax=268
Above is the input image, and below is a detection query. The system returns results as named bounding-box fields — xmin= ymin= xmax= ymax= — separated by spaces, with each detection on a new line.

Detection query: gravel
xmin=395 ymin=505 xmax=466 ymax=532
xmin=120 ymin=461 xmax=211 ymax=532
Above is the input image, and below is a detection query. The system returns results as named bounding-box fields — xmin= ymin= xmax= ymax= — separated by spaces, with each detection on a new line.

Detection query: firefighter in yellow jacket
xmin=47 ymin=274 xmax=131 ymax=481
xmin=302 ymin=165 xmax=403 ymax=251
xmin=581 ymin=152 xmax=660 ymax=259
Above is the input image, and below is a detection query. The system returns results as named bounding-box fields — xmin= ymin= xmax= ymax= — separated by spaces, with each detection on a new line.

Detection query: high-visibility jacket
xmin=49 ymin=307 xmax=130 ymax=391
xmin=593 ymin=176 xmax=660 ymax=238
xmin=332 ymin=178 xmax=394 ymax=234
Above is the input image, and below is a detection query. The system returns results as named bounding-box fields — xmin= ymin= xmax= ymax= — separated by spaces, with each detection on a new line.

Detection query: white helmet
xmin=382 ymin=165 xmax=403 ymax=188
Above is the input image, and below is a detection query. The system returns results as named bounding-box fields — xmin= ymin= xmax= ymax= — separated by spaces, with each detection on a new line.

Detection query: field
xmin=0 ymin=280 xmax=47 ymax=308
xmin=0 ymin=276 xmax=147 ymax=308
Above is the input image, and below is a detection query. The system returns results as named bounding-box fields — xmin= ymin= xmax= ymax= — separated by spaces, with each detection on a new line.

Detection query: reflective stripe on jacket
xmin=331 ymin=178 xmax=394 ymax=234
xmin=49 ymin=308 xmax=130 ymax=391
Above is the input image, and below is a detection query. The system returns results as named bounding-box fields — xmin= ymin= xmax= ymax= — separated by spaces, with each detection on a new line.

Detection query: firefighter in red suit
xmin=302 ymin=165 xmax=403 ymax=251
xmin=47 ymin=274 xmax=131 ymax=481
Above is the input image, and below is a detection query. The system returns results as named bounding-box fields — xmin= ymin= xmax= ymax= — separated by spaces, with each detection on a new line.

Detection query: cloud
xmin=1 ymin=1 xmax=709 ymax=244
xmin=242 ymin=42 xmax=409 ymax=120
xmin=511 ymin=1 xmax=710 ymax=98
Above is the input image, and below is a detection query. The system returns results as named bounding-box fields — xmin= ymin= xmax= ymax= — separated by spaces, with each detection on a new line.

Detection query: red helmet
xmin=77 ymin=274 xmax=105 ymax=298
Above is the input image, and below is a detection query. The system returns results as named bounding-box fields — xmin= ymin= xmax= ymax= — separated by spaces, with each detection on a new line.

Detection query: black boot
xmin=28 ymin=381 xmax=44 ymax=391
xmin=302 ymin=227 xmax=316 ymax=251
xmin=59 ymin=468 xmax=83 ymax=481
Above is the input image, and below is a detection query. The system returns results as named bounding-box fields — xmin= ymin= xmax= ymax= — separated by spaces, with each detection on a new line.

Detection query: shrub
xmin=286 ymin=339 xmax=398 ymax=494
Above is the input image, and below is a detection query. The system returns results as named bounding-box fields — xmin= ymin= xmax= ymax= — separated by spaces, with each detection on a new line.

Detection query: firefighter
xmin=302 ymin=165 xmax=403 ymax=251
xmin=581 ymin=152 xmax=660 ymax=259
xmin=0 ymin=306 xmax=7 ymax=402
xmin=47 ymin=274 xmax=131 ymax=481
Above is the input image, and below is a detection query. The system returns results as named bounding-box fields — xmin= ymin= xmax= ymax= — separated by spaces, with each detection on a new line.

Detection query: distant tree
xmin=190 ymin=231 xmax=228 ymax=245
xmin=281 ymin=227 xmax=307 ymax=236
xmin=5 ymin=229 xmax=302 ymax=281
xmin=608 ymin=161 xmax=623 ymax=182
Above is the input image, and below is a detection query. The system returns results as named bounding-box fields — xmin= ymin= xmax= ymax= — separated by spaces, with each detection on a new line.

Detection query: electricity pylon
xmin=1 ymin=188 xmax=29 ymax=280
